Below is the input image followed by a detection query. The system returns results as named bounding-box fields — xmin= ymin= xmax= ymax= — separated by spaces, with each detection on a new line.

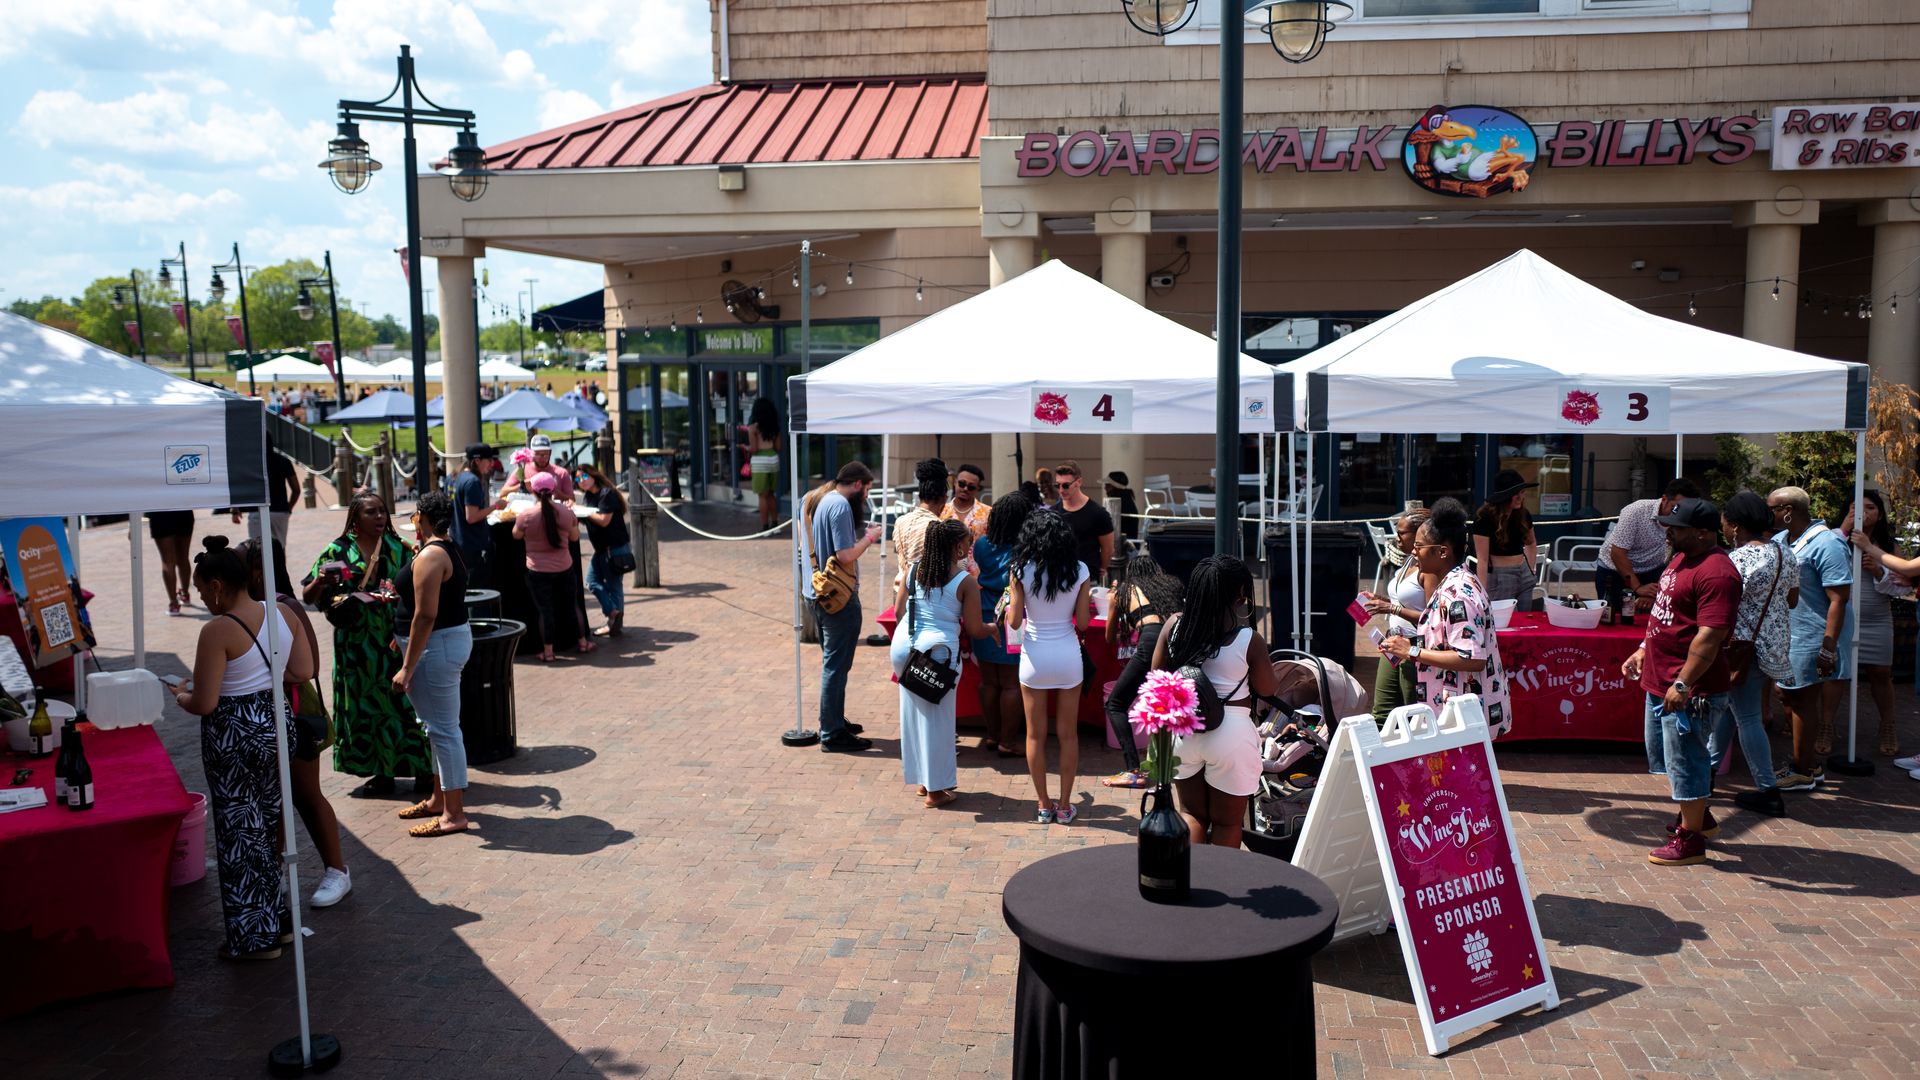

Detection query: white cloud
xmin=537 ymin=89 xmax=606 ymax=130
xmin=0 ymin=161 xmax=241 ymax=226
xmin=18 ymin=86 xmax=331 ymax=178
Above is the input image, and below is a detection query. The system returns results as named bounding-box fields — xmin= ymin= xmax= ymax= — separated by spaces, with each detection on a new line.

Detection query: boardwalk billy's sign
xmin=1015 ymin=105 xmax=1760 ymax=198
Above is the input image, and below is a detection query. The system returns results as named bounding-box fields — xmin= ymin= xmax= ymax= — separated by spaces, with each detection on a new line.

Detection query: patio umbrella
xmin=559 ymin=390 xmax=608 ymax=432
xmin=624 ymin=387 xmax=690 ymax=411
xmin=482 ymin=389 xmax=584 ymax=433
xmin=328 ymin=389 xmax=421 ymax=423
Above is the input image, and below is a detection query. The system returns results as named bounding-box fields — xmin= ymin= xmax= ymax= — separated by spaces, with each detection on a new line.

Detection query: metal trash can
xmin=1265 ymin=527 xmax=1361 ymax=674
xmin=1144 ymin=519 xmax=1217 ymax=587
xmin=461 ymin=617 xmax=526 ymax=765
xmin=465 ymin=588 xmax=501 ymax=621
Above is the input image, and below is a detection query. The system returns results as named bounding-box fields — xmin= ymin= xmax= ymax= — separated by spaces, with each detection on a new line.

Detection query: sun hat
xmin=1487 ymin=468 xmax=1539 ymax=503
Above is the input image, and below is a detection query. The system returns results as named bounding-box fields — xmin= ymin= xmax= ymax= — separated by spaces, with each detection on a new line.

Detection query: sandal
xmin=924 ymin=789 xmax=958 ymax=809
xmin=409 ymin=819 xmax=471 ymax=838
xmin=997 ymin=747 xmax=1022 ymax=759
xmin=1100 ymin=770 xmax=1149 ymax=789
xmin=915 ymin=786 xmax=929 ymax=797
xmin=396 ymin=800 xmax=439 ymax=820
xmin=576 ymin=640 xmax=597 ymax=654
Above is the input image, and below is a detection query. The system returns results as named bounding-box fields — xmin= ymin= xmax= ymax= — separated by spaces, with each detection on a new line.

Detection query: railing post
xmin=302 ymin=468 xmax=318 ymax=509
xmin=374 ymin=432 xmax=395 ymax=514
xmin=331 ymin=435 xmax=356 ymax=508
xmin=627 ymin=462 xmax=661 ymax=588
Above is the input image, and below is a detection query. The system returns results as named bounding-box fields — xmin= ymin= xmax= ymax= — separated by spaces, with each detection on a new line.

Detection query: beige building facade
xmin=420 ymin=0 xmax=1920 ymax=522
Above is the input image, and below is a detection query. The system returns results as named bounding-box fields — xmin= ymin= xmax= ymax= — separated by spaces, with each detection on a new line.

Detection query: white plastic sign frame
xmin=1291 ymin=696 xmax=1560 ymax=1055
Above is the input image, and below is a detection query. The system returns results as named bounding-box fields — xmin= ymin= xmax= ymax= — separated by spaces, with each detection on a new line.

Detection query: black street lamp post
xmin=324 ymin=43 xmax=490 ymax=484
xmin=1123 ymin=0 xmax=1349 ymax=553
xmin=296 ymin=251 xmax=347 ymax=406
xmin=158 ymin=243 xmax=195 ymax=380
xmin=209 ymin=244 xmax=258 ymax=398
xmin=111 ymin=272 xmax=147 ymax=363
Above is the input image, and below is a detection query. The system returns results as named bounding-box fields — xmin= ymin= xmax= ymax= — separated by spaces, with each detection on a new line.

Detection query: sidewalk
xmin=5 ymin=487 xmax=1919 ymax=1079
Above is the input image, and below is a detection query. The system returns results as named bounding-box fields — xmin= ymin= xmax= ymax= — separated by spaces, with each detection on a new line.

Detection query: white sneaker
xmin=1908 ymin=767 xmax=1920 ymax=782
xmin=310 ymin=867 xmax=351 ymax=908
xmin=1894 ymin=755 xmax=1920 ymax=772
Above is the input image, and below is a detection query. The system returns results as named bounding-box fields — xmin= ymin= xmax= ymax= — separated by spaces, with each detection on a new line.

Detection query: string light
xmin=845 ymin=264 xmax=854 ymax=286
xmin=669 ymin=315 xmax=677 ymax=332
xmin=915 ymin=280 xmax=924 ymax=302
xmin=1771 ymin=277 xmax=1780 ymax=301
xmin=1862 ymin=299 xmax=1873 ymax=320
xmin=695 ymin=305 xmax=704 ymax=323
xmin=791 ymin=271 xmax=799 ymax=288
xmin=643 ymin=323 xmax=651 ymax=339
xmin=1823 ymin=300 xmax=1830 ymax=315
xmin=1687 ymin=295 xmax=1697 ymax=318
xmin=1894 ymin=298 xmax=1900 ymax=316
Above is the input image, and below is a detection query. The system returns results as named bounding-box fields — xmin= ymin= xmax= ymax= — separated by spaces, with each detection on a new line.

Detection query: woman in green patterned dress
xmin=303 ymin=492 xmax=432 ymax=797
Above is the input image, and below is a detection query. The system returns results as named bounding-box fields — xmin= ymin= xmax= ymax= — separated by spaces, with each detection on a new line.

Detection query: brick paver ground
xmin=7 ymin=483 xmax=1920 ymax=1079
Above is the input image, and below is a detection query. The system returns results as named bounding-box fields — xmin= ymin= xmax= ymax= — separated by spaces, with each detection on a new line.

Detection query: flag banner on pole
xmin=398 ymin=247 xmax=410 ymax=282
xmin=313 ymin=341 xmax=337 ymax=379
xmin=123 ymin=321 xmax=141 ymax=346
xmin=170 ymin=302 xmax=187 ymax=330
xmin=226 ymin=316 xmax=245 ymax=346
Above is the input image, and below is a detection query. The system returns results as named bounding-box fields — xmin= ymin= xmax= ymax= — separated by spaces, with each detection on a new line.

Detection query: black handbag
xmin=606 ymin=544 xmax=638 ymax=576
xmin=898 ymin=567 xmax=959 ymax=705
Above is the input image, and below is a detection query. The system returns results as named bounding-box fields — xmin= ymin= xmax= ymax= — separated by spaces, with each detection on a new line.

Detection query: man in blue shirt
xmin=449 ymin=443 xmax=505 ymax=588
xmin=807 ymin=461 xmax=883 ymax=752
xmin=1770 ymin=486 xmax=1852 ymax=791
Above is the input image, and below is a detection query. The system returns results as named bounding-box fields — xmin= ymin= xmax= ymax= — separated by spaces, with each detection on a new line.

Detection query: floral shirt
xmin=1729 ymin=539 xmax=1797 ymax=682
xmin=1414 ymin=564 xmax=1513 ymax=736
xmin=941 ymin=500 xmax=991 ymax=539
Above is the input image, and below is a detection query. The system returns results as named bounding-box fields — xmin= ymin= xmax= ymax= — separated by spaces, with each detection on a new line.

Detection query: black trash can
xmin=461 ymin=617 xmax=526 ymax=765
xmin=1145 ymin=519 xmax=1217 ymax=587
xmin=465 ymin=588 xmax=501 ymax=621
xmin=1265 ymin=527 xmax=1361 ymax=675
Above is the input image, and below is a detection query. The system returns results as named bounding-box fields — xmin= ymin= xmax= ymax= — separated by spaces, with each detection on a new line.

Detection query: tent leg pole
xmin=1832 ymin=430 xmax=1873 ymax=777
xmin=1288 ymin=432 xmax=1300 ymax=651
xmin=131 ymin=515 xmax=145 ymax=672
xmin=784 ymin=440 xmax=818 ymax=747
xmin=866 ymin=434 xmax=890 ymax=647
xmin=68 ymin=517 xmax=84 ymax=711
xmin=1304 ymin=437 xmax=1315 ymax=656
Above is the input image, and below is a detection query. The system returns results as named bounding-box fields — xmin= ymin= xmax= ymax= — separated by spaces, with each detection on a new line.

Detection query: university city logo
xmin=1463 ymin=929 xmax=1494 ymax=974
xmin=164 ymin=445 xmax=212 ymax=485
xmin=1404 ymin=105 xmax=1537 ymax=199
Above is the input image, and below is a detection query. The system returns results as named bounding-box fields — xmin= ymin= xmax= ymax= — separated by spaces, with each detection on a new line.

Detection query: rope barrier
xmin=629 ymin=481 xmax=793 ymax=540
xmin=1123 ymin=511 xmax=1622 ymax=528
xmin=340 ymin=431 xmax=378 ymax=454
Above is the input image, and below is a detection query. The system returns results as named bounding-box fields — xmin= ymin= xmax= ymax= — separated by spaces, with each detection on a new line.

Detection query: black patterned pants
xmin=203 ymin=690 xmax=293 ymax=954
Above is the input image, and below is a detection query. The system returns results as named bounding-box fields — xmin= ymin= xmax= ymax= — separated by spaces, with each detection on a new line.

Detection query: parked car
xmin=584 ymin=357 xmax=607 ymax=372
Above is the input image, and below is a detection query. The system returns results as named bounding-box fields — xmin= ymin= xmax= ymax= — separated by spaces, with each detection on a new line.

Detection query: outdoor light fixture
xmin=1252 ymin=1 xmax=1353 ymax=64
xmin=111 ymin=287 xmax=126 ymax=310
xmin=1122 ymin=0 xmax=1196 ymax=35
xmin=158 ymin=242 xmax=194 ymax=377
xmin=207 ymin=272 xmax=228 ymax=304
xmin=441 ymin=129 xmax=491 ymax=202
xmin=157 ymin=266 xmax=173 ymax=292
xmin=320 ymin=121 xmax=380 ymax=195
xmin=717 ymin=164 xmax=746 ymax=192
xmin=294 ymin=287 xmax=316 ymax=320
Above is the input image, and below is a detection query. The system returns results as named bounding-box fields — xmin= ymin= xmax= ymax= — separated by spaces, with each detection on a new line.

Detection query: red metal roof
xmin=483 ymin=76 xmax=987 ymax=170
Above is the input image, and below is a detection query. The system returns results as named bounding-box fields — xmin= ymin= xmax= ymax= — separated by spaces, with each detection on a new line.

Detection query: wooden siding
xmin=986 ymin=0 xmax=1920 ymax=133
xmin=716 ymin=0 xmax=988 ymax=83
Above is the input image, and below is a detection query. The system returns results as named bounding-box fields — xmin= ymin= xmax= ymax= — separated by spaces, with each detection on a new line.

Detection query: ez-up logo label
xmin=165 ymin=445 xmax=211 ymax=485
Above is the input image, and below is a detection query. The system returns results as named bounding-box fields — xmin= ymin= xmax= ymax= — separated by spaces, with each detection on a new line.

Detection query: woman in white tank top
xmin=1362 ymin=510 xmax=1439 ymax=725
xmin=1150 ymin=555 xmax=1280 ymax=849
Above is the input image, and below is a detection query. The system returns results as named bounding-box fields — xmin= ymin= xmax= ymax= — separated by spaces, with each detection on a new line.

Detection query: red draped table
xmin=1 ymin=724 xmax=193 ymax=1016
xmin=1496 ymin=611 xmax=1646 ymax=742
xmin=875 ymin=608 xmax=1126 ymax=728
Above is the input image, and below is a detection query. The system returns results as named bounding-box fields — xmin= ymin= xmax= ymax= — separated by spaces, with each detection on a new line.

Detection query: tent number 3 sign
xmin=1030 ymin=387 xmax=1133 ymax=431
xmin=1555 ymin=384 xmax=1669 ymax=431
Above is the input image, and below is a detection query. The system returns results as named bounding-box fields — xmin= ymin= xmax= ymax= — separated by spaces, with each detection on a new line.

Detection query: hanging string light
xmin=915 ymin=280 xmax=924 ymax=302
xmin=1687 ymin=295 xmax=1697 ymax=318
xmin=845 ymin=264 xmax=854 ymax=286
xmin=1771 ymin=277 xmax=1781 ymax=301
xmin=669 ymin=315 xmax=677 ymax=332
xmin=1893 ymin=298 xmax=1900 ymax=316
xmin=791 ymin=270 xmax=799 ymax=288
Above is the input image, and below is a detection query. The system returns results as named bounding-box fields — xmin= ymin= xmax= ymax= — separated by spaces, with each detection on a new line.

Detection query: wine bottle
xmin=26 ymin=698 xmax=52 ymax=757
xmin=54 ymin=719 xmax=74 ymax=802
xmin=64 ymin=725 xmax=93 ymax=811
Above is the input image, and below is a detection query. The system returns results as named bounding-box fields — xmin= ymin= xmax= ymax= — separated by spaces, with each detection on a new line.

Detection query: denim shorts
xmin=1644 ymin=691 xmax=1726 ymax=802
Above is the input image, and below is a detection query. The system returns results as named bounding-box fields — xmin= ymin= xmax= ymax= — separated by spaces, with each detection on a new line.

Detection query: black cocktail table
xmin=1002 ymin=844 xmax=1338 ymax=1078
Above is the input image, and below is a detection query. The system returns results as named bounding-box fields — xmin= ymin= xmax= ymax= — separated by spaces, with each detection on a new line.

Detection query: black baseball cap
xmin=1656 ymin=497 xmax=1721 ymax=531
xmin=465 ymin=442 xmax=498 ymax=461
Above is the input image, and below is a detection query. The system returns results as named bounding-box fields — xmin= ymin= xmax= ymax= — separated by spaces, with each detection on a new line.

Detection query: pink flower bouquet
xmin=510 ymin=447 xmax=536 ymax=466
xmin=1129 ymin=669 xmax=1202 ymax=787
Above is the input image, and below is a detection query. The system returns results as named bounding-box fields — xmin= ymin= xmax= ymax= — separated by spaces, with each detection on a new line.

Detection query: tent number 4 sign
xmin=1290 ymin=695 xmax=1560 ymax=1056
xmin=1030 ymin=387 xmax=1131 ymax=431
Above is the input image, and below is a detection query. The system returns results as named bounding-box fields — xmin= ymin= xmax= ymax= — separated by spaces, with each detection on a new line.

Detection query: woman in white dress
xmin=1007 ymin=511 xmax=1092 ymax=824
xmin=890 ymin=521 xmax=993 ymax=808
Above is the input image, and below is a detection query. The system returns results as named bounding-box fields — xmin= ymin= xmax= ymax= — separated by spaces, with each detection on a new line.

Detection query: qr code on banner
xmin=41 ymin=604 xmax=75 ymax=650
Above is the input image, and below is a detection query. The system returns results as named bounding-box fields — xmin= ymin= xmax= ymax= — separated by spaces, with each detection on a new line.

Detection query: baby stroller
xmin=1242 ymin=649 xmax=1371 ymax=862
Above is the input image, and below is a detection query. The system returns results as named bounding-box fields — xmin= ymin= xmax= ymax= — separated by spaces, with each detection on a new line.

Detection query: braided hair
xmin=916 ymin=519 xmax=969 ymax=591
xmin=985 ymin=490 xmax=1034 ymax=547
xmin=1014 ymin=508 xmax=1080 ymax=601
xmin=1115 ymin=554 xmax=1184 ymax=624
xmin=1164 ymin=555 xmax=1252 ymax=669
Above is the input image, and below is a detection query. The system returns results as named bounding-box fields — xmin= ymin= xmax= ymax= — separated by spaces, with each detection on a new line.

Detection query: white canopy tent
xmin=335 ymin=355 xmax=393 ymax=383
xmin=1278 ymin=249 xmax=1873 ymax=763
xmin=0 ymin=313 xmax=329 ymax=1067
xmin=782 ymin=259 xmax=1287 ymax=742
xmin=246 ymin=354 xmax=332 ymax=384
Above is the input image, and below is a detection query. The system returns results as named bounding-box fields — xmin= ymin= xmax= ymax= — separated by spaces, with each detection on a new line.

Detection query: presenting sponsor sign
xmin=1773 ymin=103 xmax=1920 ymax=169
xmin=1292 ymin=697 xmax=1558 ymax=1055
xmin=1029 ymin=387 xmax=1132 ymax=431
xmin=1554 ymin=384 xmax=1669 ymax=432
xmin=0 ymin=518 xmax=89 ymax=669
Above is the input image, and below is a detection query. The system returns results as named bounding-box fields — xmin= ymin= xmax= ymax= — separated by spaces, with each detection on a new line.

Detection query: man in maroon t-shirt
xmin=1622 ymin=498 xmax=1743 ymax=867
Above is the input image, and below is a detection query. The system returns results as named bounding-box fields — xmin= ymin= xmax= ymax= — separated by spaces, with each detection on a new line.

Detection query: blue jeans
xmin=587 ymin=548 xmax=625 ymax=616
xmin=1644 ymin=691 xmax=1726 ymax=802
xmin=815 ymin=595 xmax=863 ymax=737
xmin=400 ymin=624 xmax=474 ymax=791
xmin=1709 ymin=675 xmax=1777 ymax=790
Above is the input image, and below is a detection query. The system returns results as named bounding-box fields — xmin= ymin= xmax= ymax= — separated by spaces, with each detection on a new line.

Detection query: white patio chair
xmin=1142 ymin=474 xmax=1190 ymax=517
xmin=1181 ymin=489 xmax=1217 ymax=517
xmin=1546 ymin=535 xmax=1610 ymax=591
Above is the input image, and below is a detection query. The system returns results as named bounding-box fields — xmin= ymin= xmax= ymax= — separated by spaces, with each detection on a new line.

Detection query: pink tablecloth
xmin=876 ymin=608 xmax=1126 ymax=728
xmin=1497 ymin=611 xmax=1646 ymax=742
xmin=0 ymin=724 xmax=193 ymax=1016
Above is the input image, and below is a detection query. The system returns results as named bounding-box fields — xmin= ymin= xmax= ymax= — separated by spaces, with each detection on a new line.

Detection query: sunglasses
xmin=954 ymin=480 xmax=980 ymax=492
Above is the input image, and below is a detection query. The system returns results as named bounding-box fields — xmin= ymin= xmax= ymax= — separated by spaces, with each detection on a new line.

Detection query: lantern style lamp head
xmin=111 ymin=286 xmax=126 ymax=310
xmin=207 ymin=271 xmax=227 ymax=304
xmin=1123 ymin=0 xmax=1196 ymax=35
xmin=442 ymin=129 xmax=491 ymax=203
xmin=1250 ymin=0 xmax=1352 ymax=63
xmin=157 ymin=265 xmax=173 ymax=293
xmin=320 ymin=120 xmax=381 ymax=195
xmin=294 ymin=286 xmax=317 ymax=321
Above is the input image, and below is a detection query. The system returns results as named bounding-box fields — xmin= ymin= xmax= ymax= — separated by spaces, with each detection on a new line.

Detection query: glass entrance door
xmin=703 ymin=367 xmax=761 ymax=505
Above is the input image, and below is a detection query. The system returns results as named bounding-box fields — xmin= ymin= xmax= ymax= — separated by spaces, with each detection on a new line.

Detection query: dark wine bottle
xmin=53 ymin=719 xmax=74 ymax=802
xmin=64 ymin=725 xmax=94 ymax=811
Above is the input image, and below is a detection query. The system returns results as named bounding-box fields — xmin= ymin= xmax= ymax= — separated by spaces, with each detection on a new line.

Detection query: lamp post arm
xmin=325 ymin=252 xmax=345 ymax=406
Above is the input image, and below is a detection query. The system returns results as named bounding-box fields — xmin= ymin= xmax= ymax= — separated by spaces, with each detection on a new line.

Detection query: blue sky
xmin=2 ymin=0 xmax=715 ymax=323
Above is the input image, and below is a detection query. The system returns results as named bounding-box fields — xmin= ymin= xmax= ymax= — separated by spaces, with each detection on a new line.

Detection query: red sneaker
xmin=1649 ymin=826 xmax=1709 ymax=866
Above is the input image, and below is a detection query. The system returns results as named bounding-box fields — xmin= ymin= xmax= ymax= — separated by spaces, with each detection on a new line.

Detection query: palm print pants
xmin=203 ymin=690 xmax=293 ymax=954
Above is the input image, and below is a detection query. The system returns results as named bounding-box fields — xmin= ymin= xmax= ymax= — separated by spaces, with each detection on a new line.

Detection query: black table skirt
xmin=1003 ymin=844 xmax=1338 ymax=1079
xmin=488 ymin=522 xmax=591 ymax=655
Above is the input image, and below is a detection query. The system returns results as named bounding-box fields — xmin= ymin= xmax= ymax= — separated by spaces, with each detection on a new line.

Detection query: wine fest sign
xmin=1291 ymin=697 xmax=1558 ymax=1055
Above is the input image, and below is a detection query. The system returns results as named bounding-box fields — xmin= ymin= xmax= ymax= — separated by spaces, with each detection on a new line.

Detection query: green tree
xmin=34 ymin=299 xmax=82 ymax=334
xmin=1766 ymin=431 xmax=1857 ymax=523
xmin=8 ymin=295 xmax=64 ymax=320
xmin=72 ymin=271 xmax=173 ymax=356
xmin=1705 ymin=434 xmax=1764 ymax=506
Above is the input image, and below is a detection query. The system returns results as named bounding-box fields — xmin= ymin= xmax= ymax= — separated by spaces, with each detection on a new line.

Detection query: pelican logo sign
xmin=165 ymin=445 xmax=211 ymax=485
xmin=1404 ymin=105 xmax=1538 ymax=199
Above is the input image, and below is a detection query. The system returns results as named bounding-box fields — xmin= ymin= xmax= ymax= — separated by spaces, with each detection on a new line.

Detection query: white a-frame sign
xmin=1292 ymin=696 xmax=1559 ymax=1055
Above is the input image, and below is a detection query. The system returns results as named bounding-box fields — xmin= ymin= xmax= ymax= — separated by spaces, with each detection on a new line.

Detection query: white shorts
xmin=1173 ymin=708 xmax=1259 ymax=797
